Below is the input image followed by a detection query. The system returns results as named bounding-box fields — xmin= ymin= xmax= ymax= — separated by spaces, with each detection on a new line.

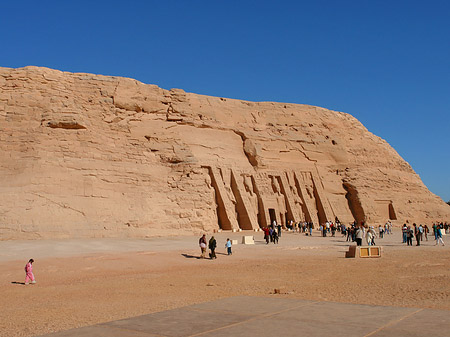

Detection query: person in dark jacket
xmin=406 ymin=226 xmax=414 ymax=246
xmin=209 ymin=236 xmax=217 ymax=259
xmin=273 ymin=230 xmax=279 ymax=244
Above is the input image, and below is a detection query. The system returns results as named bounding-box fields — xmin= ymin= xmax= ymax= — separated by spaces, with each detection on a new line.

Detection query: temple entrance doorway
xmin=268 ymin=208 xmax=277 ymax=226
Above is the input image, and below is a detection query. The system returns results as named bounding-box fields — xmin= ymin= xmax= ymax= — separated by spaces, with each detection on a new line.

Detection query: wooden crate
xmin=345 ymin=246 xmax=381 ymax=258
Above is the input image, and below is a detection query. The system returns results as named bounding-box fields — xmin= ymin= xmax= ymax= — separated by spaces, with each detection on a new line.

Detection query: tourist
xmin=367 ymin=226 xmax=376 ymax=246
xmin=424 ymin=225 xmax=429 ymax=241
xmin=378 ymin=225 xmax=384 ymax=238
xmin=24 ymin=259 xmax=36 ymax=285
xmin=341 ymin=224 xmax=346 ymax=237
xmin=386 ymin=221 xmax=392 ymax=234
xmin=277 ymin=223 xmax=282 ymax=237
xmin=322 ymin=224 xmax=327 ymax=237
xmin=366 ymin=228 xmax=373 ymax=246
xmin=225 ymin=238 xmax=232 ymax=255
xmin=273 ymin=230 xmax=279 ymax=244
xmin=433 ymin=223 xmax=438 ymax=240
xmin=199 ymin=234 xmax=207 ymax=258
xmin=263 ymin=227 xmax=270 ymax=244
xmin=413 ymin=224 xmax=420 ymax=246
xmin=355 ymin=226 xmax=363 ymax=246
xmin=406 ymin=226 xmax=414 ymax=246
xmin=435 ymin=226 xmax=445 ymax=246
xmin=308 ymin=222 xmax=313 ymax=236
xmin=402 ymin=224 xmax=408 ymax=243
xmin=208 ymin=236 xmax=217 ymax=259
xmin=346 ymin=225 xmax=352 ymax=242
xmin=418 ymin=224 xmax=424 ymax=245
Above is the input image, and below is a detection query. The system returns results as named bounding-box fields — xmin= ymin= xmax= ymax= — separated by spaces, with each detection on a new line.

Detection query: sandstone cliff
xmin=0 ymin=66 xmax=448 ymax=239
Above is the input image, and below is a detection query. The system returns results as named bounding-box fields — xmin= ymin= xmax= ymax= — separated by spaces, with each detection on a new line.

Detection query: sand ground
xmin=0 ymin=230 xmax=449 ymax=337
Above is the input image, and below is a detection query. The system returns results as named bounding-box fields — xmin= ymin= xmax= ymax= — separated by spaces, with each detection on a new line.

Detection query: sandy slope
xmin=0 ymin=231 xmax=448 ymax=337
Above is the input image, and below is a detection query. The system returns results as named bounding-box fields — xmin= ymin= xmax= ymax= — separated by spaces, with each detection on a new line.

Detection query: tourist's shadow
xmin=181 ymin=253 xmax=201 ymax=259
xmin=11 ymin=281 xmax=25 ymax=285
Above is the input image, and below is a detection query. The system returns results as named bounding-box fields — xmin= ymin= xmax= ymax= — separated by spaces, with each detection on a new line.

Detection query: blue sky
xmin=1 ymin=1 xmax=449 ymax=201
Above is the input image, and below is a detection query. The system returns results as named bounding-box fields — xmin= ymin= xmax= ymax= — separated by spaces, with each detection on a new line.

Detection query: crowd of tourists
xmin=262 ymin=220 xmax=283 ymax=244
xmin=196 ymin=219 xmax=447 ymax=260
xmin=339 ymin=221 xmax=393 ymax=246
xmin=270 ymin=218 xmax=449 ymax=248
xmin=284 ymin=218 xmax=393 ymax=244
xmin=401 ymin=222 xmax=446 ymax=246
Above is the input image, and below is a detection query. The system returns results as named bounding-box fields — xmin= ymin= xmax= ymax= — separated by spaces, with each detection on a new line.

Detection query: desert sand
xmin=1 ymin=230 xmax=449 ymax=337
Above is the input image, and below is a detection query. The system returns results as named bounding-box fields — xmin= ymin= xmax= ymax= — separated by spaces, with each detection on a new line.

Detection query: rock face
xmin=0 ymin=66 xmax=448 ymax=239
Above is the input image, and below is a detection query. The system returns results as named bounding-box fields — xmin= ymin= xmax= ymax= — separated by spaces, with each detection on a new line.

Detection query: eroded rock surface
xmin=0 ymin=66 xmax=448 ymax=239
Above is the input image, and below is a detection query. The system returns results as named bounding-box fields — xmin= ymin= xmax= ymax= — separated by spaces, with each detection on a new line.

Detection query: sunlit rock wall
xmin=0 ymin=66 xmax=448 ymax=239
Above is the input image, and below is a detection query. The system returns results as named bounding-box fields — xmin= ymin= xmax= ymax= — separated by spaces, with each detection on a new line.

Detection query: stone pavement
xmin=41 ymin=296 xmax=449 ymax=337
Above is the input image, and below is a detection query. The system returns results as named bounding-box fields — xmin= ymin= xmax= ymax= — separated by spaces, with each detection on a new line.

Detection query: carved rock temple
xmin=0 ymin=66 xmax=448 ymax=239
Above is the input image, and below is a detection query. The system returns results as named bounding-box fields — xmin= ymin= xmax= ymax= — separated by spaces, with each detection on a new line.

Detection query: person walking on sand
xmin=418 ymin=224 xmax=424 ymax=243
xmin=368 ymin=226 xmax=377 ymax=245
xmin=435 ymin=226 xmax=445 ymax=246
xmin=25 ymin=259 xmax=36 ymax=285
xmin=406 ymin=226 xmax=414 ymax=246
xmin=199 ymin=234 xmax=207 ymax=258
xmin=402 ymin=224 xmax=408 ymax=243
xmin=273 ymin=230 xmax=279 ymax=244
xmin=263 ymin=227 xmax=270 ymax=244
xmin=355 ymin=226 xmax=363 ymax=246
xmin=366 ymin=228 xmax=374 ymax=246
xmin=414 ymin=223 xmax=421 ymax=246
xmin=208 ymin=236 xmax=217 ymax=259
xmin=277 ymin=223 xmax=282 ymax=237
xmin=225 ymin=238 xmax=232 ymax=255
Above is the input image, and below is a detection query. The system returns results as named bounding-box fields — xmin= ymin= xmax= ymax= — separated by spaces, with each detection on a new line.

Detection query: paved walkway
xmin=41 ymin=296 xmax=449 ymax=337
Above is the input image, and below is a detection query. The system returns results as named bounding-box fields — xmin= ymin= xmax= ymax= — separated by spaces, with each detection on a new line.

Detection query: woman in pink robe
xmin=25 ymin=259 xmax=36 ymax=285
